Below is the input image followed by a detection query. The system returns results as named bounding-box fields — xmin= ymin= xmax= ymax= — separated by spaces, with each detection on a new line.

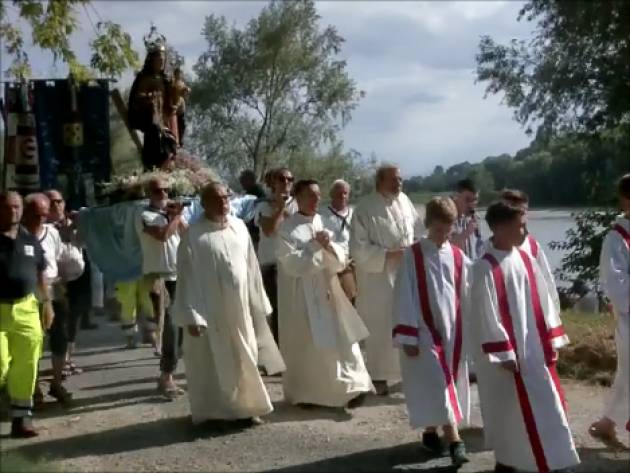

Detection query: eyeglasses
xmin=152 ymin=187 xmax=170 ymax=195
xmin=50 ymin=199 xmax=64 ymax=204
xmin=278 ymin=175 xmax=294 ymax=183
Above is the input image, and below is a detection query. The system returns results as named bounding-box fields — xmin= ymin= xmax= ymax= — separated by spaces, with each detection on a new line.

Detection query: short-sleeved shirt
xmin=0 ymin=227 xmax=46 ymax=302
xmin=254 ymin=198 xmax=298 ymax=266
xmin=135 ymin=207 xmax=180 ymax=279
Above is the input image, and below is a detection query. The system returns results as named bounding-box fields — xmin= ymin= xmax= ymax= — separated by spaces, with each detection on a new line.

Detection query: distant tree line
xmin=404 ymin=125 xmax=630 ymax=208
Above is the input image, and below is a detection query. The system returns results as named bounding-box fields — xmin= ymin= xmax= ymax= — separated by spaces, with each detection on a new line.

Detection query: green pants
xmin=0 ymin=294 xmax=43 ymax=418
xmin=115 ymin=277 xmax=156 ymax=335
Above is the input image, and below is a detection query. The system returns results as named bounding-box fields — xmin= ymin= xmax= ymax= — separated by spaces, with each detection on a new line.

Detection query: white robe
xmin=173 ymin=216 xmax=275 ymax=423
xmin=276 ymin=213 xmax=372 ymax=407
xmin=599 ymin=215 xmax=630 ymax=431
xmin=393 ymin=238 xmax=471 ymax=428
xmin=472 ymin=245 xmax=579 ymax=472
xmin=350 ymin=191 xmax=422 ymax=381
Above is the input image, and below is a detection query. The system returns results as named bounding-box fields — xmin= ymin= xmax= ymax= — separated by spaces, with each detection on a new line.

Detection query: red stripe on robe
xmin=412 ymin=242 xmax=462 ymax=423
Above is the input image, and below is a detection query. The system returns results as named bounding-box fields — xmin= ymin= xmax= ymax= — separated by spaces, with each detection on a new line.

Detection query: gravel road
xmin=1 ymin=320 xmax=628 ymax=472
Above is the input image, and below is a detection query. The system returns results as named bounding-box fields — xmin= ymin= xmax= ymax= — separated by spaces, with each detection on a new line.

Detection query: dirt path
xmin=1 ymin=319 xmax=628 ymax=472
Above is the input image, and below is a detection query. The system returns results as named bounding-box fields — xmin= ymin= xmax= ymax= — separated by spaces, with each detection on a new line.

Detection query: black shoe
xmin=469 ymin=372 xmax=478 ymax=384
xmin=494 ymin=463 xmax=516 ymax=473
xmin=449 ymin=441 xmax=469 ymax=467
xmin=11 ymin=417 xmax=38 ymax=438
xmin=421 ymin=431 xmax=443 ymax=455
xmin=347 ymin=393 xmax=367 ymax=409
xmin=373 ymin=380 xmax=389 ymax=396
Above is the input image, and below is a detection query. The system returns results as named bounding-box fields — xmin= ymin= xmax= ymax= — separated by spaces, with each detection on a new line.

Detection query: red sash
xmin=614 ymin=224 xmax=630 ymax=248
xmin=483 ymin=253 xmax=550 ymax=473
xmin=412 ymin=242 xmax=463 ymax=423
xmin=528 ymin=234 xmax=539 ymax=259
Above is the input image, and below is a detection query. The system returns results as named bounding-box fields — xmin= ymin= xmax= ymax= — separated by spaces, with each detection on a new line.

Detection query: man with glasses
xmin=254 ymin=167 xmax=297 ymax=348
xmin=451 ymin=179 xmax=484 ymax=260
xmin=135 ymin=177 xmax=187 ymax=399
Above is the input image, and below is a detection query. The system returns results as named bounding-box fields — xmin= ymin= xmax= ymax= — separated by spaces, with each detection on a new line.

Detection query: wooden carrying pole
xmin=110 ymin=88 xmax=143 ymax=153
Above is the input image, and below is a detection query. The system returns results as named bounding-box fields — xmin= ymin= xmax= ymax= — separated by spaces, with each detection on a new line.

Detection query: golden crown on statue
xmin=143 ymin=23 xmax=167 ymax=53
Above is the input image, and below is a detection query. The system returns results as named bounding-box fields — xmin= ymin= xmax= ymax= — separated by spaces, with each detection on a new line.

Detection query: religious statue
xmin=172 ymin=67 xmax=190 ymax=147
xmin=127 ymin=25 xmax=178 ymax=170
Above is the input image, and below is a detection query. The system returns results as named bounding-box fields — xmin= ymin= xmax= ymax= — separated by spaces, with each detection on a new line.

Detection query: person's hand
xmin=42 ymin=302 xmax=55 ymax=330
xmin=167 ymin=202 xmax=184 ymax=217
xmin=272 ymin=194 xmax=288 ymax=214
xmin=464 ymin=218 xmax=477 ymax=238
xmin=314 ymin=231 xmax=331 ymax=249
xmin=188 ymin=325 xmax=205 ymax=337
xmin=386 ymin=248 xmax=404 ymax=264
xmin=500 ymin=360 xmax=518 ymax=373
xmin=403 ymin=345 xmax=419 ymax=357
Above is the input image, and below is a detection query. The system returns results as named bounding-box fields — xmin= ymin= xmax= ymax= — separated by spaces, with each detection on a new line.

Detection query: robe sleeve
xmin=472 ymin=261 xmax=517 ymax=363
xmin=600 ymin=231 xmax=630 ymax=314
xmin=322 ymin=241 xmax=347 ymax=273
xmin=247 ymin=235 xmax=273 ymax=319
xmin=349 ymin=208 xmax=387 ymax=273
xmin=392 ymin=247 xmax=422 ymax=347
xmin=536 ymin=247 xmax=561 ymax=315
xmin=276 ymin=225 xmax=327 ymax=277
xmin=173 ymin=230 xmax=208 ymax=328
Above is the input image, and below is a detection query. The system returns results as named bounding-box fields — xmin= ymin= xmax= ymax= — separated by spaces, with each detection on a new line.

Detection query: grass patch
xmin=406 ymin=191 xmax=437 ymax=205
xmin=0 ymin=451 xmax=57 ymax=473
xmin=558 ymin=311 xmax=617 ymax=386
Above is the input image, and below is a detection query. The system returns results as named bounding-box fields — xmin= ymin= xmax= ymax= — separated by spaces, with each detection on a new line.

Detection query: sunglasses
xmin=152 ymin=187 xmax=170 ymax=194
xmin=50 ymin=199 xmax=64 ymax=204
xmin=278 ymin=175 xmax=294 ymax=183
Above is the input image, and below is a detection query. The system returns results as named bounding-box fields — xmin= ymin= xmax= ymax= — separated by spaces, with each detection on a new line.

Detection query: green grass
xmin=558 ymin=311 xmax=617 ymax=385
xmin=0 ymin=451 xmax=57 ymax=473
xmin=407 ymin=191 xmax=440 ymax=205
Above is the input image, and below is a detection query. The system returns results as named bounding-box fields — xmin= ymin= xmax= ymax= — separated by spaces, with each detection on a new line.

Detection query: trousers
xmin=160 ymin=280 xmax=182 ymax=374
xmin=115 ymin=277 xmax=156 ymax=335
xmin=0 ymin=294 xmax=43 ymax=418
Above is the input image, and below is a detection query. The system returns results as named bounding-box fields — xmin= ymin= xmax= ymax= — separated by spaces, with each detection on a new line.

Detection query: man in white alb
xmin=173 ymin=182 xmax=274 ymax=427
xmin=350 ymin=164 xmax=422 ymax=395
xmin=277 ymin=179 xmax=372 ymax=409
xmin=472 ymin=201 xmax=578 ymax=473
xmin=320 ymin=179 xmax=356 ymax=303
xmin=590 ymin=174 xmax=630 ymax=442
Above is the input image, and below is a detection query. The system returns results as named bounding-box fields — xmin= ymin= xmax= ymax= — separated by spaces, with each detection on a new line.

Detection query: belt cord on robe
xmin=412 ymin=242 xmax=463 ymax=423
xmin=517 ymin=249 xmax=567 ymax=413
xmin=483 ymin=253 xmax=550 ymax=473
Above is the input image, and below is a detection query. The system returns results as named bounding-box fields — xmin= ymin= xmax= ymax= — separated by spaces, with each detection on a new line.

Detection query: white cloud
xmin=11 ymin=0 xmax=534 ymax=177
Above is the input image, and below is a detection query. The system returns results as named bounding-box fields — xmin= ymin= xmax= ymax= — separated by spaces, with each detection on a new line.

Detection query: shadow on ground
xmin=5 ymin=416 xmax=238 ymax=461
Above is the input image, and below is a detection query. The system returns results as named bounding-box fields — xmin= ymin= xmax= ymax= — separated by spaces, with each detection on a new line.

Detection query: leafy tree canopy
xmin=189 ymin=0 xmax=364 ymax=178
xmin=0 ymin=0 xmax=139 ymax=80
xmin=476 ymin=0 xmax=630 ymax=135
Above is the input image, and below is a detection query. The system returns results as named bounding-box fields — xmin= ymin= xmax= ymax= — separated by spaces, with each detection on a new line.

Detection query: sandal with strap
xmin=49 ymin=384 xmax=73 ymax=405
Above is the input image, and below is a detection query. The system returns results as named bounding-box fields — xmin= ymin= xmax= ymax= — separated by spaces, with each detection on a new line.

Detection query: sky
xmin=11 ymin=0 xmax=535 ymax=177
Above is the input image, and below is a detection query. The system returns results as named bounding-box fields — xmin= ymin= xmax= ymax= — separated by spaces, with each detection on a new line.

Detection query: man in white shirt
xmin=277 ymin=179 xmax=372 ymax=408
xmin=136 ymin=177 xmax=187 ymax=399
xmin=451 ymin=179 xmax=484 ymax=260
xmin=590 ymin=174 xmax=630 ymax=443
xmin=254 ymin=167 xmax=297 ymax=347
xmin=321 ymin=180 xmax=356 ymax=302
xmin=174 ymin=182 xmax=273 ymax=426
xmin=350 ymin=164 xmax=422 ymax=395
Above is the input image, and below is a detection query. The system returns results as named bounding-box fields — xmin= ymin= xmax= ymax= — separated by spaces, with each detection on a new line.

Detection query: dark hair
xmin=293 ymin=179 xmax=319 ymax=197
xmin=456 ymin=178 xmax=477 ymax=194
xmin=618 ymin=174 xmax=630 ymax=199
xmin=239 ymin=169 xmax=256 ymax=181
xmin=485 ymin=201 xmax=524 ymax=230
xmin=500 ymin=189 xmax=529 ymax=206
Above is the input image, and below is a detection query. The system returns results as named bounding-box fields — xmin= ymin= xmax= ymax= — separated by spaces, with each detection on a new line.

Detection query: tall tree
xmin=0 ymin=0 xmax=138 ymax=79
xmin=189 ymin=0 xmax=364 ymax=177
xmin=476 ymin=0 xmax=630 ymax=135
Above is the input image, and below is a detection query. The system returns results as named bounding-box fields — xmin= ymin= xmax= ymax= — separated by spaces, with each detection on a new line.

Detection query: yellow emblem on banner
xmin=63 ymin=123 xmax=84 ymax=147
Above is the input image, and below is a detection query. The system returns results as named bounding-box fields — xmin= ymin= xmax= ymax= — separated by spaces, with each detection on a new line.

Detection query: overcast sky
xmin=18 ymin=0 xmax=535 ymax=176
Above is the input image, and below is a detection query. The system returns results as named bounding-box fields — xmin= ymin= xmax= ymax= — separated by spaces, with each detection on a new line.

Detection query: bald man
xmin=0 ymin=192 xmax=50 ymax=437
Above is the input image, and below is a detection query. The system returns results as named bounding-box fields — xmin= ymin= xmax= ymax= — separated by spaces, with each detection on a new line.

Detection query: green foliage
xmin=549 ymin=209 xmax=618 ymax=287
xmin=0 ymin=0 xmax=139 ymax=80
xmin=189 ymin=0 xmax=363 ymax=179
xmin=476 ymin=0 xmax=630 ymax=135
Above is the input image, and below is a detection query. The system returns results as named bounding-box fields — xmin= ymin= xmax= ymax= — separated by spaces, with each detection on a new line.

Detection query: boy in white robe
xmin=500 ymin=189 xmax=560 ymax=314
xmin=173 ymin=182 xmax=275 ymax=426
xmin=351 ymin=164 xmax=422 ymax=395
xmin=590 ymin=174 xmax=630 ymax=442
xmin=277 ymin=179 xmax=372 ymax=409
xmin=393 ymin=197 xmax=470 ymax=466
xmin=472 ymin=201 xmax=579 ymax=473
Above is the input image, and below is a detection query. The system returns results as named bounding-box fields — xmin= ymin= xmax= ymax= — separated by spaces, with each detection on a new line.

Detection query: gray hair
xmin=375 ymin=163 xmax=400 ymax=185
xmin=330 ymin=179 xmax=350 ymax=196
xmin=24 ymin=192 xmax=49 ymax=207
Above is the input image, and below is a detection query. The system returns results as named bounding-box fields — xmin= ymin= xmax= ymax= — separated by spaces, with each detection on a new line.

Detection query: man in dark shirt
xmin=0 ymin=191 xmax=51 ymax=438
